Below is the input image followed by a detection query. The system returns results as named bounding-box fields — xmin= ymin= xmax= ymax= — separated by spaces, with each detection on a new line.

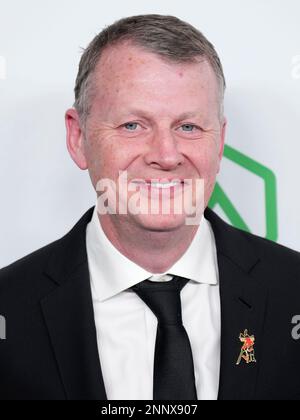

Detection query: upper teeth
xmin=147 ymin=181 xmax=181 ymax=188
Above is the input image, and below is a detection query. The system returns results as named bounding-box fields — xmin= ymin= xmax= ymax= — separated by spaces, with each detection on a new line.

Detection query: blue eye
xmin=181 ymin=124 xmax=197 ymax=132
xmin=124 ymin=122 xmax=139 ymax=131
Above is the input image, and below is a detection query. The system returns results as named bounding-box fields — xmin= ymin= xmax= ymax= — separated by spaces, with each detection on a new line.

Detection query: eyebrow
xmin=119 ymin=109 xmax=200 ymax=120
xmin=176 ymin=112 xmax=199 ymax=120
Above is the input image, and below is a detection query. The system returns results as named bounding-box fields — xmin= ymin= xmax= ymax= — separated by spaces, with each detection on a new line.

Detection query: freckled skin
xmin=65 ymin=41 xmax=227 ymax=273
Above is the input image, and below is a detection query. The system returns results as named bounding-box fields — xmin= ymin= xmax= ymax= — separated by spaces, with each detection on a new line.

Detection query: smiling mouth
xmin=141 ymin=181 xmax=182 ymax=189
xmin=131 ymin=179 xmax=187 ymax=189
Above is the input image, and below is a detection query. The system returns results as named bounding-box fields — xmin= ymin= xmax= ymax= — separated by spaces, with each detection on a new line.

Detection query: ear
xmin=65 ymin=108 xmax=88 ymax=170
xmin=216 ymin=116 xmax=227 ymax=173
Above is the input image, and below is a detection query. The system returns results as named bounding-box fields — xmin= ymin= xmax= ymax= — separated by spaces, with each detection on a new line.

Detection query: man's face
xmin=71 ymin=42 xmax=226 ymax=232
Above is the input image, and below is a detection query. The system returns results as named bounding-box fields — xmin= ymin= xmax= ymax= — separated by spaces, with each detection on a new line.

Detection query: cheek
xmin=87 ymin=139 xmax=134 ymax=181
xmin=190 ymin=144 xmax=220 ymax=178
xmin=83 ymin=138 xmax=106 ymax=185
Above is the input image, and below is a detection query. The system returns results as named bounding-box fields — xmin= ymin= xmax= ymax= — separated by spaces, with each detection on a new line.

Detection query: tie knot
xmin=131 ymin=276 xmax=190 ymax=326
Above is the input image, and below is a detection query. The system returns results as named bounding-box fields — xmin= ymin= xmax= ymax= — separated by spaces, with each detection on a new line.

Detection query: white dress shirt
xmin=86 ymin=206 xmax=221 ymax=400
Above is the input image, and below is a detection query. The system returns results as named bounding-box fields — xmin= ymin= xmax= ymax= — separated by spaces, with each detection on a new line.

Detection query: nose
xmin=143 ymin=128 xmax=184 ymax=171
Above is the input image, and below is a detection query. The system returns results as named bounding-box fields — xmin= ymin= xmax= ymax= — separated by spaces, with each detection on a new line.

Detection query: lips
xmin=144 ymin=178 xmax=185 ymax=183
xmin=131 ymin=180 xmax=185 ymax=189
xmin=132 ymin=179 xmax=186 ymax=185
xmin=147 ymin=181 xmax=181 ymax=189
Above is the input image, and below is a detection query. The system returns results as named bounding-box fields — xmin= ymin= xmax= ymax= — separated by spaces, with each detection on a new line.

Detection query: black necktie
xmin=131 ymin=275 xmax=198 ymax=400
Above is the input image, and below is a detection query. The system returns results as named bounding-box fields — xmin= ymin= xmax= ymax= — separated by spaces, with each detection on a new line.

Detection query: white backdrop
xmin=0 ymin=0 xmax=299 ymax=268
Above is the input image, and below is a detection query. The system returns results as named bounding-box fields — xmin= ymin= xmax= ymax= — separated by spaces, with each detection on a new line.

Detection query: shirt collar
xmin=86 ymin=205 xmax=219 ymax=302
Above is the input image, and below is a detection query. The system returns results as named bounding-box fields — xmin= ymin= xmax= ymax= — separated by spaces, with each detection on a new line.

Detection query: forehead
xmin=95 ymin=41 xmax=218 ymax=90
xmin=92 ymin=42 xmax=219 ymax=117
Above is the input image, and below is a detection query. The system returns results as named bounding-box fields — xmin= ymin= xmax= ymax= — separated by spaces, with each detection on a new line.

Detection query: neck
xmin=98 ymin=214 xmax=200 ymax=273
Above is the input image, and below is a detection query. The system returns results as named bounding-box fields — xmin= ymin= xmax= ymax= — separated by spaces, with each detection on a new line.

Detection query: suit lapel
xmin=216 ymin=253 xmax=268 ymax=400
xmin=40 ymin=207 xmax=107 ymax=400
xmin=205 ymin=208 xmax=268 ymax=400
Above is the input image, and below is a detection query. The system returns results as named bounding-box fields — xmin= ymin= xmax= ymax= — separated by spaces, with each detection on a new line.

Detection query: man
xmin=0 ymin=14 xmax=299 ymax=401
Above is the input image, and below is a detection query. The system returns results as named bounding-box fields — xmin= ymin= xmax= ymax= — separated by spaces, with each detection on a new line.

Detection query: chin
xmin=132 ymin=213 xmax=188 ymax=232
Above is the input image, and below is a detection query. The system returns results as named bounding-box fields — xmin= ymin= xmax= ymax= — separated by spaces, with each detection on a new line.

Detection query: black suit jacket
xmin=0 ymin=207 xmax=300 ymax=400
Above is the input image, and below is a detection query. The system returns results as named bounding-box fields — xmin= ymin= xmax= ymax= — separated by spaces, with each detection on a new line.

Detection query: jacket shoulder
xmin=240 ymin=228 xmax=300 ymax=267
xmin=0 ymin=238 xmax=62 ymax=293
xmin=0 ymin=207 xmax=94 ymax=294
xmin=206 ymin=207 xmax=300 ymax=266
xmin=229 ymin=224 xmax=300 ymax=292
xmin=205 ymin=208 xmax=300 ymax=288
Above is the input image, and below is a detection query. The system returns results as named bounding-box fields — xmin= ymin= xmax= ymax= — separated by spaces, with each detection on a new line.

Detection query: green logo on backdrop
xmin=209 ymin=145 xmax=278 ymax=242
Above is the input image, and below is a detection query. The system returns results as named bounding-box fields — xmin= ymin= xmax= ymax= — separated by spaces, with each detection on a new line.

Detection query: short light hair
xmin=74 ymin=14 xmax=226 ymax=127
